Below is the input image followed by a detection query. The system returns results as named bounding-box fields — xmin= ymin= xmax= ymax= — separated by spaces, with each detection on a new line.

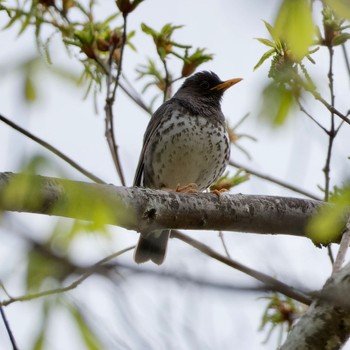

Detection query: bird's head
xmin=174 ymin=71 xmax=242 ymax=105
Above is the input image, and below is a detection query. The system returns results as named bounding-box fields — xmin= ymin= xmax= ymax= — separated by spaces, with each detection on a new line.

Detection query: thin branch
xmin=172 ymin=231 xmax=312 ymax=305
xmin=335 ymin=119 xmax=345 ymax=135
xmin=295 ymin=69 xmax=350 ymax=126
xmin=116 ymin=262 xmax=306 ymax=296
xmin=341 ymin=44 xmax=350 ymax=82
xmin=120 ymin=74 xmax=152 ymax=114
xmin=0 ymin=114 xmax=106 ymax=184
xmin=233 ymin=112 xmax=250 ymax=130
xmin=104 ymin=15 xmax=129 ymax=186
xmin=297 ymin=99 xmax=328 ymax=133
xmin=1 ymin=246 xmax=134 ymax=306
xmin=218 ymin=231 xmax=232 ymax=259
xmin=96 ymin=54 xmax=152 ymax=116
xmin=229 ymin=160 xmax=321 ymax=200
xmin=323 ymin=45 xmax=336 ymax=203
xmin=332 ymin=218 xmax=350 ymax=274
xmin=232 ymin=143 xmax=253 ymax=161
xmin=324 ymin=45 xmax=337 ymax=265
xmin=305 ymin=85 xmax=350 ymax=126
xmin=161 ymin=57 xmax=171 ymax=102
xmin=0 ymin=304 xmax=18 ymax=350
xmin=111 ymin=16 xmax=128 ymax=102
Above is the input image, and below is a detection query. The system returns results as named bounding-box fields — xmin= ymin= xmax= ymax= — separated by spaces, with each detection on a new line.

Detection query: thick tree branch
xmin=0 ymin=172 xmax=330 ymax=240
xmin=281 ymin=262 xmax=350 ymax=350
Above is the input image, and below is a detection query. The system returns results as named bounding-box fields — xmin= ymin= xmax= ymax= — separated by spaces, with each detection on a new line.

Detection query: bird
xmin=133 ymin=71 xmax=242 ymax=265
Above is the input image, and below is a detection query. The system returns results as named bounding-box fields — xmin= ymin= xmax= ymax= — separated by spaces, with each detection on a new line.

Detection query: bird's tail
xmin=134 ymin=230 xmax=170 ymax=265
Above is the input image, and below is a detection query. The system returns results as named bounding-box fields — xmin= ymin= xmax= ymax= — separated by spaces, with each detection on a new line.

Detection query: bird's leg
xmin=176 ymin=183 xmax=198 ymax=193
xmin=210 ymin=188 xmax=228 ymax=197
xmin=160 ymin=183 xmax=198 ymax=193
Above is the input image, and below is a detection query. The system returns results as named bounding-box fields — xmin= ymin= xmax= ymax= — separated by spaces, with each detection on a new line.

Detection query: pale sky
xmin=0 ymin=0 xmax=350 ymax=349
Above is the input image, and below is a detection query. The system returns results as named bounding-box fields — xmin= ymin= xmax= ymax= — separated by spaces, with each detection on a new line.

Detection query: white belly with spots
xmin=144 ymin=114 xmax=230 ymax=190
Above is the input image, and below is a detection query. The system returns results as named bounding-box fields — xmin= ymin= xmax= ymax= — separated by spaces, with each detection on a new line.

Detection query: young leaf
xmin=253 ymin=48 xmax=275 ymax=71
xmin=260 ymin=82 xmax=295 ymax=126
xmin=70 ymin=306 xmax=104 ymax=350
xmin=307 ymin=186 xmax=350 ymax=244
xmin=274 ymin=0 xmax=315 ymax=60
xmin=256 ymin=38 xmax=276 ymax=48
xmin=326 ymin=0 xmax=350 ymax=21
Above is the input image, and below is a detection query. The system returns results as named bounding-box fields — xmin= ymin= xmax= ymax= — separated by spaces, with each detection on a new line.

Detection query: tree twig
xmin=0 ymin=304 xmax=18 ymax=350
xmin=218 ymin=231 xmax=232 ymax=259
xmin=304 ymin=85 xmax=350 ymax=126
xmin=120 ymin=73 xmax=152 ymax=114
xmin=0 ymin=114 xmax=105 ymax=184
xmin=323 ymin=45 xmax=336 ymax=203
xmin=172 ymin=231 xmax=311 ymax=305
xmin=341 ymin=44 xmax=350 ymax=83
xmin=297 ymin=99 xmax=328 ymax=133
xmin=332 ymin=218 xmax=350 ymax=274
xmin=324 ymin=45 xmax=337 ymax=264
xmin=1 ymin=246 xmax=134 ymax=306
xmin=229 ymin=160 xmax=321 ymax=200
xmin=104 ymin=15 xmax=129 ymax=186
xmin=161 ymin=57 xmax=171 ymax=102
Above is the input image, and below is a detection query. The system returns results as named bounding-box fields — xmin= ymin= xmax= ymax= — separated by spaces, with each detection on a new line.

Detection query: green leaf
xmin=332 ymin=32 xmax=350 ymax=46
xmin=18 ymin=10 xmax=32 ymax=36
xmin=210 ymin=170 xmax=249 ymax=191
xmin=100 ymin=12 xmax=119 ymax=27
xmin=260 ymin=83 xmax=294 ymax=126
xmin=307 ymin=186 xmax=350 ymax=244
xmin=133 ymin=0 xmax=145 ymax=8
xmin=32 ymin=328 xmax=45 ymax=350
xmin=54 ymin=180 xmax=131 ymax=229
xmin=181 ymin=47 xmax=213 ymax=76
xmin=1 ymin=172 xmax=44 ymax=214
xmin=274 ymin=0 xmax=315 ymax=60
xmin=256 ymin=38 xmax=276 ymax=48
xmin=31 ymin=300 xmax=52 ymax=350
xmin=26 ymin=245 xmax=73 ymax=291
xmin=253 ymin=48 xmax=275 ymax=71
xmin=141 ymin=23 xmax=157 ymax=36
xmin=3 ymin=12 xmax=22 ymax=29
xmin=274 ymin=87 xmax=293 ymax=125
xmin=326 ymin=0 xmax=350 ymax=21
xmin=263 ymin=20 xmax=278 ymax=41
xmin=24 ymin=76 xmax=37 ymax=102
xmin=70 ymin=306 xmax=104 ymax=350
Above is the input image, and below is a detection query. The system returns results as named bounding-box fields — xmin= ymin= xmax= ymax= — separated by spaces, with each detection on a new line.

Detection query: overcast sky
xmin=1 ymin=0 xmax=350 ymax=349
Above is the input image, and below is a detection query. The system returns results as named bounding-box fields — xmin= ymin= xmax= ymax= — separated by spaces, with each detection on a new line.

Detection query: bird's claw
xmin=211 ymin=188 xmax=228 ymax=197
xmin=176 ymin=183 xmax=198 ymax=193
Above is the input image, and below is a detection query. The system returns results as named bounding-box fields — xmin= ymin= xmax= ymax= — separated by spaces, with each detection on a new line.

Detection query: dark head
xmin=174 ymin=71 xmax=242 ymax=107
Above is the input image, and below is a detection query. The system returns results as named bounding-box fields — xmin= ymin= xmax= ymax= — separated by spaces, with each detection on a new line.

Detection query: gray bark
xmin=280 ymin=263 xmax=350 ymax=350
xmin=0 ymin=172 xmax=325 ymax=238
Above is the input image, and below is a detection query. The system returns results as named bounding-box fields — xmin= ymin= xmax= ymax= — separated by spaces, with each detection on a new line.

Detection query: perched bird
xmin=133 ymin=71 xmax=242 ymax=265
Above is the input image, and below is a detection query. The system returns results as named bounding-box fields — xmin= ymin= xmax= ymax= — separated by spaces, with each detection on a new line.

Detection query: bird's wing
xmin=133 ymin=100 xmax=176 ymax=186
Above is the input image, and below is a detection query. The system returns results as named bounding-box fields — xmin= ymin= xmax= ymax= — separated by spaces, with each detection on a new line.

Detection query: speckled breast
xmin=143 ymin=112 xmax=230 ymax=190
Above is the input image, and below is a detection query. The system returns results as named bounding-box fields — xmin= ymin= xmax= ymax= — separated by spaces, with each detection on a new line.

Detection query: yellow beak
xmin=211 ymin=77 xmax=243 ymax=92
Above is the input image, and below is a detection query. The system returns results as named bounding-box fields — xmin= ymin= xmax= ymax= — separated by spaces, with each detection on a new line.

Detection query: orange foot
xmin=211 ymin=188 xmax=228 ymax=198
xmin=176 ymin=183 xmax=198 ymax=193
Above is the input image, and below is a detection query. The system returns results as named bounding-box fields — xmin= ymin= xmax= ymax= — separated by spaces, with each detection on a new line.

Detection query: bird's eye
xmin=200 ymin=80 xmax=210 ymax=90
